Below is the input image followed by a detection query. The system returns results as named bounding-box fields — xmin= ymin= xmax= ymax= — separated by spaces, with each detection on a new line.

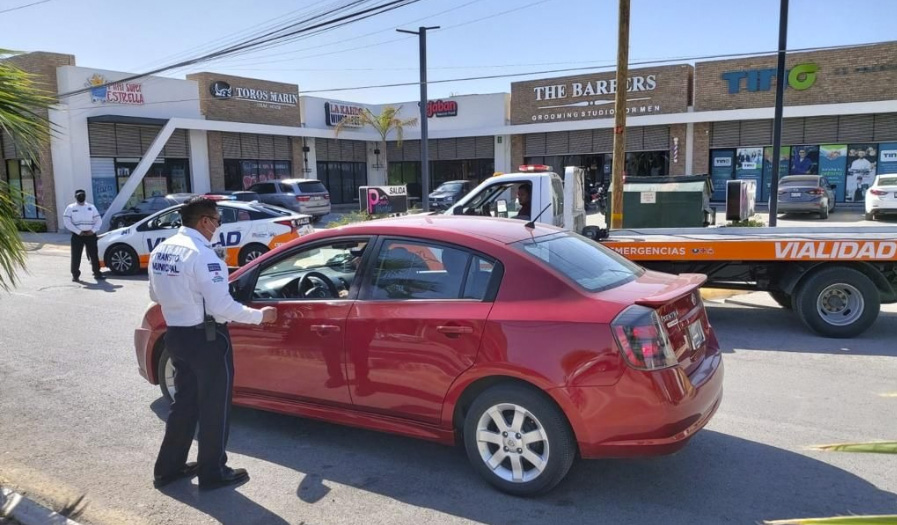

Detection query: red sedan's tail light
xmin=612 ymin=305 xmax=678 ymax=371
xmin=870 ymin=189 xmax=887 ymax=196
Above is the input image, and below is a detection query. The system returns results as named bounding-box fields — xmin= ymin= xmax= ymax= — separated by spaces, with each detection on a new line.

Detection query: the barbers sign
xmin=524 ymin=74 xmax=664 ymax=122
xmin=209 ymin=80 xmax=298 ymax=106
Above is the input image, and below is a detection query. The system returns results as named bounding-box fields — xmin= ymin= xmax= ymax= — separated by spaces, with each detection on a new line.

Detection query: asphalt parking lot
xmin=1 ymin=232 xmax=896 ymax=525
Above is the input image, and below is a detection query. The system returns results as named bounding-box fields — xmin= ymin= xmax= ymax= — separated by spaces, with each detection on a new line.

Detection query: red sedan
xmin=134 ymin=215 xmax=723 ymax=495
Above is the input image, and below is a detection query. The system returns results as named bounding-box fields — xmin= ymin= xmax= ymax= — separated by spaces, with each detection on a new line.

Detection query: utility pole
xmin=609 ymin=0 xmax=630 ymax=230
xmin=768 ymin=0 xmax=789 ymax=227
xmin=397 ymin=25 xmax=439 ymax=212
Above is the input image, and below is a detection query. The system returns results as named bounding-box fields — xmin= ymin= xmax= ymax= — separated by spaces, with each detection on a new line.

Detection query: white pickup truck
xmin=446 ymin=164 xmax=590 ymax=234
xmin=446 ymin=165 xmax=897 ymax=338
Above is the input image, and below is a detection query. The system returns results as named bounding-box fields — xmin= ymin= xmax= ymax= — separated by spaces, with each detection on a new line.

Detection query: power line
xmin=209 ymin=0 xmax=556 ymax=68
xmin=57 ymin=0 xmax=422 ymax=99
xmin=0 ymin=0 xmax=53 ymax=14
xmin=297 ymin=40 xmax=897 ymax=94
xmin=208 ymin=0 xmax=488 ymax=66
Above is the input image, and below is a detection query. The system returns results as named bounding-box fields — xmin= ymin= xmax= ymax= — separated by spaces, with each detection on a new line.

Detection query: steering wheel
xmin=296 ymin=271 xmax=339 ymax=299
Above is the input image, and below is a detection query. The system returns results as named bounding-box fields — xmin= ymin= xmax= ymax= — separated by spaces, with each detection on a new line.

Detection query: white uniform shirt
xmin=148 ymin=227 xmax=263 ymax=327
xmin=63 ymin=202 xmax=102 ymax=234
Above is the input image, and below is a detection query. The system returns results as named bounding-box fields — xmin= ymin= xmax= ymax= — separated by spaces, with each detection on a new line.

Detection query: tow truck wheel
xmin=768 ymin=291 xmax=793 ymax=309
xmin=794 ymin=267 xmax=880 ymax=338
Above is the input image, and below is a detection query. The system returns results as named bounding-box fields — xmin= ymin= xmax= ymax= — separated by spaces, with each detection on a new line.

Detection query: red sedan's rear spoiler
xmin=635 ymin=273 xmax=707 ymax=308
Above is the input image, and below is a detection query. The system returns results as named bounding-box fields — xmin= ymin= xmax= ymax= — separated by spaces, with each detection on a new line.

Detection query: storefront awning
xmin=86 ymin=115 xmax=169 ymax=127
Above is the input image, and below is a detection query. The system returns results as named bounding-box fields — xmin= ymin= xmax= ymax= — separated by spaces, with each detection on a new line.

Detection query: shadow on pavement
xmin=706 ymin=303 xmax=897 ymax=356
xmin=149 ymin=399 xmax=897 ymax=524
xmin=161 ymin=484 xmax=290 ymax=525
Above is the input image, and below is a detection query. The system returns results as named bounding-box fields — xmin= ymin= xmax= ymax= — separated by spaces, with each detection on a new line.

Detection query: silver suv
xmin=249 ymin=179 xmax=331 ymax=222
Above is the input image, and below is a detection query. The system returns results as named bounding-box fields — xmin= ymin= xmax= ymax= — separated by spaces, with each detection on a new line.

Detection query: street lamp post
xmin=397 ymin=25 xmax=439 ymax=212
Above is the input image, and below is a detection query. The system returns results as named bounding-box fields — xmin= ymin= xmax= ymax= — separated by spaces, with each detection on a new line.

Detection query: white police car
xmin=98 ymin=201 xmax=313 ymax=275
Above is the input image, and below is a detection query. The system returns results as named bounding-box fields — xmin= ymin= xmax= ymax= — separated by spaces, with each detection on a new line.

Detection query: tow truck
xmin=447 ymin=165 xmax=897 ymax=338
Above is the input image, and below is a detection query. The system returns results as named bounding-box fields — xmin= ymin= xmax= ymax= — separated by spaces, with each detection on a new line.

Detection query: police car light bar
xmin=518 ymin=165 xmax=552 ymax=172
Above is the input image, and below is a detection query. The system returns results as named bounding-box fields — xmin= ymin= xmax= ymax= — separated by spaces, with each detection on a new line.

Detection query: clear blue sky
xmin=3 ymin=0 xmax=897 ymax=103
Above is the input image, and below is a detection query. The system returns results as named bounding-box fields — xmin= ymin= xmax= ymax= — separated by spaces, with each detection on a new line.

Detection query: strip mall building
xmin=2 ymin=42 xmax=896 ymax=231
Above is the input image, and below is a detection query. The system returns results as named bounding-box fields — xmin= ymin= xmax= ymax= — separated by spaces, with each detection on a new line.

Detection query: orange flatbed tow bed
xmin=601 ymin=227 xmax=897 ymax=338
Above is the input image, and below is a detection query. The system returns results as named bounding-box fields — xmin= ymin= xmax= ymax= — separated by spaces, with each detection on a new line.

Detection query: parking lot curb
xmin=0 ymin=487 xmax=81 ymax=525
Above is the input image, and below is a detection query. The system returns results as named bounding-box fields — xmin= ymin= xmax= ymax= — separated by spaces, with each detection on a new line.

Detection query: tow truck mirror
xmin=452 ymin=206 xmax=464 ymax=216
xmin=581 ymin=226 xmax=609 ymax=241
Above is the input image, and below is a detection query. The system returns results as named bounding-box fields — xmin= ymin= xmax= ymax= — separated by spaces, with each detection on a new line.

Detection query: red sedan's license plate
xmin=688 ymin=319 xmax=706 ymax=349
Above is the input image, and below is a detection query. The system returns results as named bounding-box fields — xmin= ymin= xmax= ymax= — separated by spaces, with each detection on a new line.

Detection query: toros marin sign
xmin=510 ymin=65 xmax=691 ymax=124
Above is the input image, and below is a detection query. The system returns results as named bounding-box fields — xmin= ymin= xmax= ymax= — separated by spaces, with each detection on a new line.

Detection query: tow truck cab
xmin=445 ymin=165 xmax=591 ymax=235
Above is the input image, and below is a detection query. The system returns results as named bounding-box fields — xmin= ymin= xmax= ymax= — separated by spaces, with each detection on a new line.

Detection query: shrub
xmin=14 ymin=219 xmax=47 ymax=233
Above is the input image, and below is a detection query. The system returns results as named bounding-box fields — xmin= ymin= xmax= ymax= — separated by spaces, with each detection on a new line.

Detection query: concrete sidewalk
xmin=19 ymin=233 xmax=70 ymax=252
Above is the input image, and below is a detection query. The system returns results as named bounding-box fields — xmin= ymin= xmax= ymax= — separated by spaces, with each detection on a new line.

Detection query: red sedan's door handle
xmin=310 ymin=324 xmax=341 ymax=335
xmin=437 ymin=325 xmax=474 ymax=336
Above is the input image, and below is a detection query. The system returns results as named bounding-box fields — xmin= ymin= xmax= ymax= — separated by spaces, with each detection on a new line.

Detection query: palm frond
xmin=765 ymin=515 xmax=897 ymax=524
xmin=0 ymin=55 xmax=56 ymax=166
xmin=811 ymin=442 xmax=897 ymax=454
xmin=0 ymin=180 xmax=27 ymax=292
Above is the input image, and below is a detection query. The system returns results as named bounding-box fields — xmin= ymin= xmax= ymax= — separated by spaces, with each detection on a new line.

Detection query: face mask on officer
xmin=75 ymin=190 xmax=86 ymax=204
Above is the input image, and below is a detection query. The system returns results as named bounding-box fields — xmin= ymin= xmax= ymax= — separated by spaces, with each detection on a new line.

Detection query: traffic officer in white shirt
xmin=148 ymin=196 xmax=276 ymax=491
xmin=62 ymin=189 xmax=104 ymax=282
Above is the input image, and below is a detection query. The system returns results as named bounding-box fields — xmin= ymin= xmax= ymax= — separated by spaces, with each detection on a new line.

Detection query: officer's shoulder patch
xmin=208 ymin=263 xmax=222 ymax=272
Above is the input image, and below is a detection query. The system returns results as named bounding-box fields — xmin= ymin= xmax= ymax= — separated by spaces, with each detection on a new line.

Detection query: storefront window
xmin=3 ymin=159 xmax=42 ymax=220
xmin=626 ymin=151 xmax=669 ymax=177
xmin=90 ymin=157 xmax=191 ymax=213
xmin=388 ymin=160 xmax=492 ymax=200
xmin=317 ymin=161 xmax=366 ymax=205
xmin=224 ymin=159 xmax=292 ymax=190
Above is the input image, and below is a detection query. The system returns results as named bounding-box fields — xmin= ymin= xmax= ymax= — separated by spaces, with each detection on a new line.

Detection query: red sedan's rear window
xmin=513 ymin=232 xmax=643 ymax=292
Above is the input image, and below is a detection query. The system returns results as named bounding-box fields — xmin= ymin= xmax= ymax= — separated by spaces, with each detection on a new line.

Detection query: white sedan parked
xmin=99 ymin=201 xmax=313 ymax=275
xmin=865 ymin=175 xmax=897 ymax=221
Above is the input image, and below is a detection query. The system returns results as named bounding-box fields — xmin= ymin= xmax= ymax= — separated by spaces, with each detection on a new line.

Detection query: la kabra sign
xmin=534 ymin=75 xmax=657 ymax=101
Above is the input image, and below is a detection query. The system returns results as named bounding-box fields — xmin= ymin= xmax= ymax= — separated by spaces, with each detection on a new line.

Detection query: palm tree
xmin=0 ymin=50 xmax=56 ymax=291
xmin=334 ymin=105 xmax=418 ymax=175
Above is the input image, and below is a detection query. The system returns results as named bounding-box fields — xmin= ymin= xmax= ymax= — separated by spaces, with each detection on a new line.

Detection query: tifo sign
xmin=324 ymin=102 xmax=365 ymax=127
xmin=209 ymin=80 xmax=298 ymax=106
xmin=721 ymin=63 xmax=818 ymax=94
xmin=87 ymin=74 xmax=144 ymax=105
xmin=424 ymin=99 xmax=458 ymax=118
xmin=359 ymin=186 xmax=408 ymax=215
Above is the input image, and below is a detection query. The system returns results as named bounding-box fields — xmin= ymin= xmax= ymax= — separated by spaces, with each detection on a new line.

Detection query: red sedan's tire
xmin=463 ymin=384 xmax=576 ymax=496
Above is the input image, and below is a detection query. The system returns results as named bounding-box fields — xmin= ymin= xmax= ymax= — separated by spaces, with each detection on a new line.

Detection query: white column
xmin=189 ymin=129 xmax=210 ymax=194
xmin=49 ymin=106 xmax=74 ymax=231
xmin=303 ymin=137 xmax=318 ymax=179
xmin=686 ymin=121 xmax=695 ymax=176
xmin=494 ymin=135 xmax=512 ymax=173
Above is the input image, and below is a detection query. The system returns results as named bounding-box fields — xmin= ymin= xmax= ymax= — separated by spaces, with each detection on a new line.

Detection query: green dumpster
xmin=612 ymin=175 xmax=715 ymax=228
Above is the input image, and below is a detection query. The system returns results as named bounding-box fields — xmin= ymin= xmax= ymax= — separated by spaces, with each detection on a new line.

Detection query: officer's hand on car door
xmin=261 ymin=306 xmax=277 ymax=323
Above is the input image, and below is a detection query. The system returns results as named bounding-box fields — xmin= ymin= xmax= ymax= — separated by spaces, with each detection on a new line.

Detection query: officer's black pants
xmin=71 ymin=233 xmax=100 ymax=279
xmin=154 ymin=324 xmax=233 ymax=483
